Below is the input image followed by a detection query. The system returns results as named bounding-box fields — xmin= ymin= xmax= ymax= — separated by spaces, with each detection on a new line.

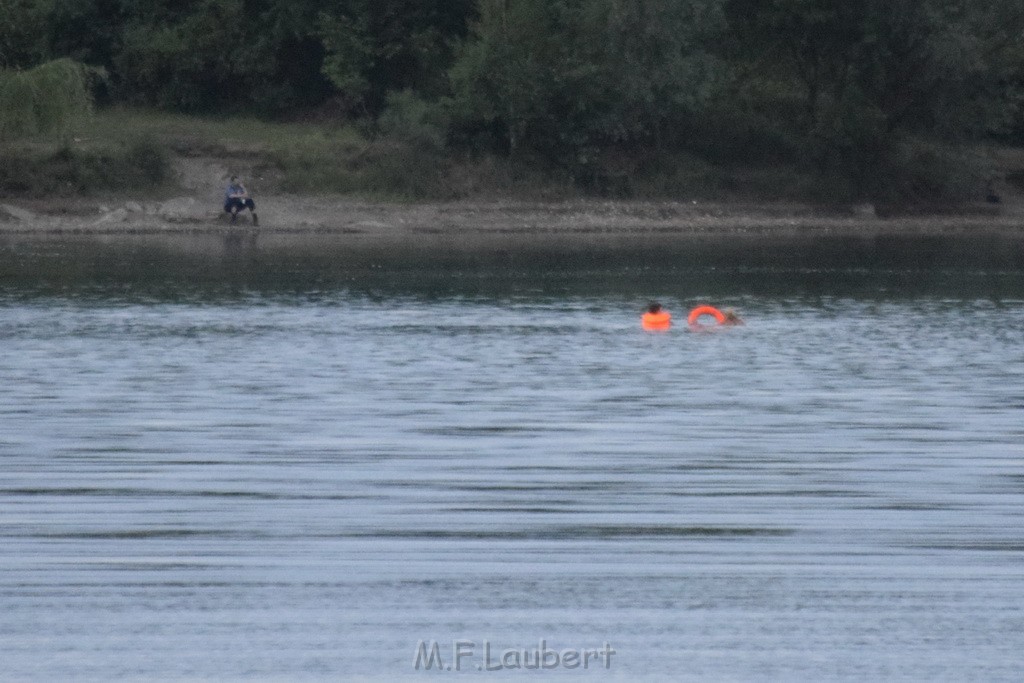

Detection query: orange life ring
xmin=641 ymin=310 xmax=672 ymax=331
xmin=687 ymin=305 xmax=726 ymax=326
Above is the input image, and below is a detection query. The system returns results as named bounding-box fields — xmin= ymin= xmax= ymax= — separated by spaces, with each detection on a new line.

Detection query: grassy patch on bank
xmin=73 ymin=107 xmax=465 ymax=200
xmin=1 ymin=107 xmax=1016 ymax=204
xmin=3 ymin=107 xmax=578 ymax=201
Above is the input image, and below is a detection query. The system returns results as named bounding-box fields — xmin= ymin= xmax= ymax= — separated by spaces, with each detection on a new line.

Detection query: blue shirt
xmin=225 ymin=183 xmax=246 ymax=202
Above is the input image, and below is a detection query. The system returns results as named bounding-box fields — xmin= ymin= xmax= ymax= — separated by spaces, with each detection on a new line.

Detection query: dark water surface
xmin=1 ymin=237 xmax=1023 ymax=680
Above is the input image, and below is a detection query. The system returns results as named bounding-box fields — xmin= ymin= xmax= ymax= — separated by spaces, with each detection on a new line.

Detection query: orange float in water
xmin=687 ymin=305 xmax=726 ymax=326
xmin=641 ymin=310 xmax=672 ymax=331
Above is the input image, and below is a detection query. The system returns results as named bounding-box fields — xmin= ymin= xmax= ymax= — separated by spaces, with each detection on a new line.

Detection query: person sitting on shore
xmin=224 ymin=176 xmax=258 ymax=225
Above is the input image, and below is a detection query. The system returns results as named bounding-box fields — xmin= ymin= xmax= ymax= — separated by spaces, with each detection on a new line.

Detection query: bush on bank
xmin=0 ymin=138 xmax=170 ymax=197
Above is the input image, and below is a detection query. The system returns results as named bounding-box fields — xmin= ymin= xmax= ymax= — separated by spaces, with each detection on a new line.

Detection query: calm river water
xmin=1 ymin=237 xmax=1023 ymax=680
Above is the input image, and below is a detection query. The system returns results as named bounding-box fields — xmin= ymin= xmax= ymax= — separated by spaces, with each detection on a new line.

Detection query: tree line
xmin=3 ymin=0 xmax=1023 ymax=199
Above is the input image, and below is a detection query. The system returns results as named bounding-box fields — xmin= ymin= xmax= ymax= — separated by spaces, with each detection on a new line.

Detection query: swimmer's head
xmin=723 ymin=308 xmax=743 ymax=324
xmin=647 ymin=302 xmax=662 ymax=314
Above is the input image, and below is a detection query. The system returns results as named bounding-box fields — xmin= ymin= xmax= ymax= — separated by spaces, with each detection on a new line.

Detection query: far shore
xmin=4 ymin=137 xmax=1023 ymax=262
xmin=2 ymin=195 xmax=1023 ymax=248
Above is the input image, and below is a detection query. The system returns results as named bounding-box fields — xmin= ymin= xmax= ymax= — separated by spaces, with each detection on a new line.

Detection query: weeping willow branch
xmin=0 ymin=59 xmax=104 ymax=140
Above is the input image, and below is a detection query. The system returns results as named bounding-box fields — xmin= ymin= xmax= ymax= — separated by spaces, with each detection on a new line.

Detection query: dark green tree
xmin=449 ymin=0 xmax=570 ymax=156
xmin=450 ymin=0 xmax=724 ymax=164
xmin=0 ymin=0 xmax=49 ymax=68
xmin=320 ymin=0 xmax=475 ymax=114
xmin=111 ymin=0 xmax=335 ymax=112
xmin=720 ymin=0 xmax=1024 ymax=194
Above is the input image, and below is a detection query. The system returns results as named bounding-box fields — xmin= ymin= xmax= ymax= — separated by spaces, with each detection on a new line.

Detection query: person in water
xmin=641 ymin=302 xmax=672 ymax=331
xmin=722 ymin=308 xmax=743 ymax=325
xmin=224 ymin=175 xmax=258 ymax=225
xmin=687 ymin=305 xmax=744 ymax=328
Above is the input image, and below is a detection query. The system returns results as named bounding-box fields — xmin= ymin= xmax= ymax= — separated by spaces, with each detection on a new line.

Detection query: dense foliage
xmin=2 ymin=0 xmax=1023 ymax=199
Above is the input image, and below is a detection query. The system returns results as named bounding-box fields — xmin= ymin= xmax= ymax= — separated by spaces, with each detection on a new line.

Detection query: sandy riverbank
xmin=1 ymin=194 xmax=1022 ymax=240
